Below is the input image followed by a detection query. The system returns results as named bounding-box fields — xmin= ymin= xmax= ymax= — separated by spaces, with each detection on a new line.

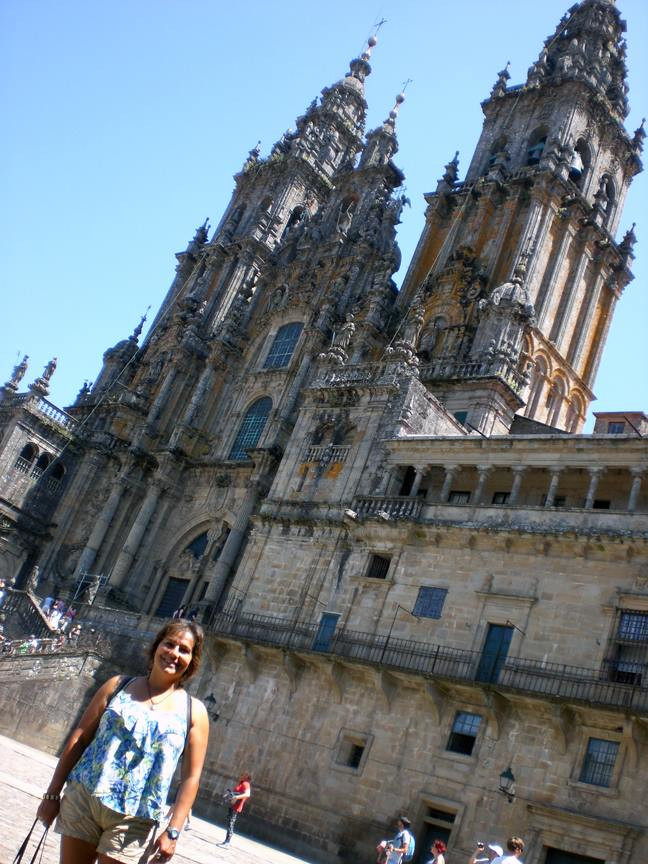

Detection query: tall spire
xmin=525 ymin=0 xmax=629 ymax=120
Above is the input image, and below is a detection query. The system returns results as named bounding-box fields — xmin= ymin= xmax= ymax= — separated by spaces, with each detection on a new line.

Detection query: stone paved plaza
xmin=0 ymin=734 xmax=316 ymax=864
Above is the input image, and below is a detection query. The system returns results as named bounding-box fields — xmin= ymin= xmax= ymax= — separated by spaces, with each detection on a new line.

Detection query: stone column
xmin=109 ymin=479 xmax=165 ymax=587
xmin=544 ymin=467 xmax=563 ymax=508
xmin=73 ymin=477 xmax=128 ymax=579
xmin=409 ymin=468 xmax=426 ymax=498
xmin=472 ymin=466 xmax=492 ymax=506
xmin=145 ymin=368 xmax=178 ymax=432
xmin=584 ymin=468 xmax=604 ymax=509
xmin=509 ymin=466 xmax=526 ymax=505
xmin=377 ymin=467 xmax=396 ymax=496
xmin=440 ymin=466 xmax=458 ymax=503
xmin=627 ymin=469 xmax=644 ymax=513
xmin=202 ymin=483 xmax=260 ymax=605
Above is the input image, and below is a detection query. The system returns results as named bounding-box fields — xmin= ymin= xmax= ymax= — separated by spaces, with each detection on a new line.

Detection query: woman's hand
xmin=36 ymin=797 xmax=60 ymax=827
xmin=151 ymin=829 xmax=177 ymax=862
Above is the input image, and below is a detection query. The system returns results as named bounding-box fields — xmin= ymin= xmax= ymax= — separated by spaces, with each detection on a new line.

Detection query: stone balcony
xmin=207 ymin=608 xmax=648 ymax=716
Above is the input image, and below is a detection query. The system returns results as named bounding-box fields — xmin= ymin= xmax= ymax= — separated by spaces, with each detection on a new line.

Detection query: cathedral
xmin=0 ymin=1 xmax=647 ymax=862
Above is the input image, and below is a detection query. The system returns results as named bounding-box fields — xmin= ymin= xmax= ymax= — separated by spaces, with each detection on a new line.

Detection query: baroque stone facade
xmin=0 ymin=2 xmax=647 ymax=863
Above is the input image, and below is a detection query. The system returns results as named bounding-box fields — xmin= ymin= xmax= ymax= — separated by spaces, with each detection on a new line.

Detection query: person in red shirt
xmin=221 ymin=772 xmax=251 ymax=847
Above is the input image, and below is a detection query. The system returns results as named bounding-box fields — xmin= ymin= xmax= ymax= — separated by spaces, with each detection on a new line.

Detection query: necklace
xmin=145 ymin=677 xmax=176 ymax=709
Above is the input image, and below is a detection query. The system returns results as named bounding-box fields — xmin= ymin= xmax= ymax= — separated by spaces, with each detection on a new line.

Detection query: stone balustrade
xmin=304 ymin=444 xmax=351 ymax=463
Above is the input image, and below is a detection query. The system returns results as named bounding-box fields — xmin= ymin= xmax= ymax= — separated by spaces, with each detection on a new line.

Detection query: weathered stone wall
xmin=0 ymin=652 xmax=116 ymax=753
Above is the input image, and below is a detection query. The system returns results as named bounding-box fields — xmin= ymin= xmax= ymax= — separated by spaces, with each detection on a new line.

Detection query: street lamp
xmin=499 ymin=765 xmax=516 ymax=802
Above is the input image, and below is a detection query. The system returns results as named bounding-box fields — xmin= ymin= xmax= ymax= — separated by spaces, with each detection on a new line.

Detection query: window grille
xmin=449 ymin=490 xmax=470 ymax=504
xmin=492 ymin=491 xmax=510 ymax=505
xmin=606 ymin=609 xmax=648 ymax=685
xmin=447 ymin=711 xmax=482 ymax=755
xmin=579 ymin=738 xmax=619 ymax=787
xmin=366 ymin=554 xmax=391 ymax=580
xmin=228 ymin=397 xmax=272 ymax=461
xmin=263 ymin=323 xmax=303 ymax=369
xmin=413 ymin=587 xmax=448 ymax=619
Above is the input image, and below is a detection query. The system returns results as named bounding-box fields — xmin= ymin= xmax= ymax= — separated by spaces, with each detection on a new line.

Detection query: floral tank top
xmin=69 ymin=683 xmax=188 ymax=821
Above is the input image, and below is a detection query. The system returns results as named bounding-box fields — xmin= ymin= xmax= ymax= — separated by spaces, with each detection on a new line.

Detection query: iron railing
xmin=208 ymin=609 xmax=648 ymax=713
xmin=1 ymin=590 xmax=54 ymax=639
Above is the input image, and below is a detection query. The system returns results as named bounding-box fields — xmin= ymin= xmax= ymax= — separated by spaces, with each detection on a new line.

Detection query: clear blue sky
xmin=2 ymin=0 xmax=647 ymax=430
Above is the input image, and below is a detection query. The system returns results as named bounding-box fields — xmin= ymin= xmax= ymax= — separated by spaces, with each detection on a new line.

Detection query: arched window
xmin=50 ymin=462 xmax=66 ymax=481
xmin=19 ymin=443 xmax=38 ymax=463
xmin=597 ymin=174 xmax=616 ymax=223
xmin=186 ymin=531 xmax=208 ymax=560
xmin=568 ymin=139 xmax=590 ymax=188
xmin=282 ymin=206 xmax=305 ymax=239
xmin=228 ymin=397 xmax=272 ymax=461
xmin=526 ymin=128 xmax=548 ymax=166
xmin=263 ymin=322 xmax=304 ymax=369
xmin=486 ymin=136 xmax=508 ymax=171
xmin=35 ymin=453 xmax=52 ymax=471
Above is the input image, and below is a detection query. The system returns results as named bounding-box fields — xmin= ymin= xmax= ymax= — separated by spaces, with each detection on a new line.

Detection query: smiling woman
xmin=34 ymin=619 xmax=209 ymax=864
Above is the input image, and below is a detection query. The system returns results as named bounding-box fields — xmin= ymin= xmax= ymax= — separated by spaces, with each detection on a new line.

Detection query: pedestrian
xmin=220 ymin=771 xmax=251 ymax=847
xmin=36 ymin=618 xmax=210 ymax=864
xmin=498 ymin=837 xmax=525 ymax=863
xmin=42 ymin=595 xmax=55 ymax=615
xmin=469 ymin=842 xmax=504 ymax=863
xmin=380 ymin=817 xmax=415 ymax=864
xmin=60 ymin=606 xmax=76 ymax=633
xmin=426 ymin=839 xmax=446 ymax=864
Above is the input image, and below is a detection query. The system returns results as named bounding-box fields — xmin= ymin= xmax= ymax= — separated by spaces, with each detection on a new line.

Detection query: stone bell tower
xmin=399 ymin=0 xmax=642 ymax=435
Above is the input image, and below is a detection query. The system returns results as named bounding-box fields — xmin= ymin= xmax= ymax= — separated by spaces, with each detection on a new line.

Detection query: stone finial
xmin=632 ymin=118 xmax=646 ymax=152
xmin=386 ymin=91 xmax=405 ymax=127
xmin=442 ymin=151 xmax=460 ymax=186
xmin=490 ymin=61 xmax=510 ymax=98
xmin=4 ymin=354 xmax=29 ymax=391
xmin=243 ymin=141 xmax=261 ymax=170
xmin=618 ymin=222 xmax=636 ymax=258
xmin=131 ymin=308 xmax=149 ymax=342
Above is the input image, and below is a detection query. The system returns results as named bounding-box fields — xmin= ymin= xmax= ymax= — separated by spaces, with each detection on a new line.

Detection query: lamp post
xmin=499 ymin=765 xmax=516 ymax=802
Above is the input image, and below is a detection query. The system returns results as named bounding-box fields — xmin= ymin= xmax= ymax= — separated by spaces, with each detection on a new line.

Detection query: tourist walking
xmin=220 ymin=772 xmax=251 ymax=847
xmin=377 ymin=817 xmax=415 ymax=864
xmin=426 ymin=838 xmax=446 ymax=864
xmin=469 ymin=841 xmax=504 ymax=863
xmin=35 ymin=618 xmax=209 ymax=863
xmin=498 ymin=837 xmax=525 ymax=863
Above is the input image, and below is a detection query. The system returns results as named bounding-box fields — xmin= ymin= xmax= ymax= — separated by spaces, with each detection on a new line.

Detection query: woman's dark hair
xmin=433 ymin=839 xmax=447 ymax=853
xmin=507 ymin=837 xmax=524 ymax=854
xmin=148 ymin=619 xmax=204 ymax=682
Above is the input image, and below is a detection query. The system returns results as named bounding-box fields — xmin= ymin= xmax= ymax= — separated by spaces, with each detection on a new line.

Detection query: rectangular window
xmin=448 ymin=490 xmax=470 ymax=504
xmin=453 ymin=410 xmax=468 ymax=426
xmin=607 ymin=421 xmax=625 ymax=434
xmin=492 ymin=491 xmax=510 ymax=505
xmin=413 ymin=587 xmax=448 ymax=619
xmin=579 ymin=738 xmax=619 ymax=787
xmin=607 ymin=609 xmax=648 ymax=685
xmin=366 ymin=554 xmax=391 ymax=580
xmin=447 ymin=711 xmax=481 ymax=755
xmin=335 ymin=732 xmax=371 ymax=773
xmin=592 ymin=499 xmax=611 ymax=510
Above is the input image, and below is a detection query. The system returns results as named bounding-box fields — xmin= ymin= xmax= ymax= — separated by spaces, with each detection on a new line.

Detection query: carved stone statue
xmin=5 ymin=355 xmax=29 ymax=391
xmin=43 ymin=357 xmax=58 ymax=382
xmin=27 ymin=565 xmax=40 ymax=593
xmin=331 ymin=314 xmax=356 ymax=351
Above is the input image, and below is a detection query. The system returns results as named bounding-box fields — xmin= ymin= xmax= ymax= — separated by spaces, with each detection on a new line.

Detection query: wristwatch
xmin=166 ymin=827 xmax=180 ymax=841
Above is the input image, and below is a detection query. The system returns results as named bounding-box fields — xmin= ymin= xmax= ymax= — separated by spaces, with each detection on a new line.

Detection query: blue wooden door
xmin=476 ymin=623 xmax=513 ymax=683
xmin=313 ymin=613 xmax=339 ymax=652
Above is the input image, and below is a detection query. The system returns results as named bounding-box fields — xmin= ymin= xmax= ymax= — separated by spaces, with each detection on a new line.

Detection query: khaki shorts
xmin=55 ymin=781 xmax=158 ymax=863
